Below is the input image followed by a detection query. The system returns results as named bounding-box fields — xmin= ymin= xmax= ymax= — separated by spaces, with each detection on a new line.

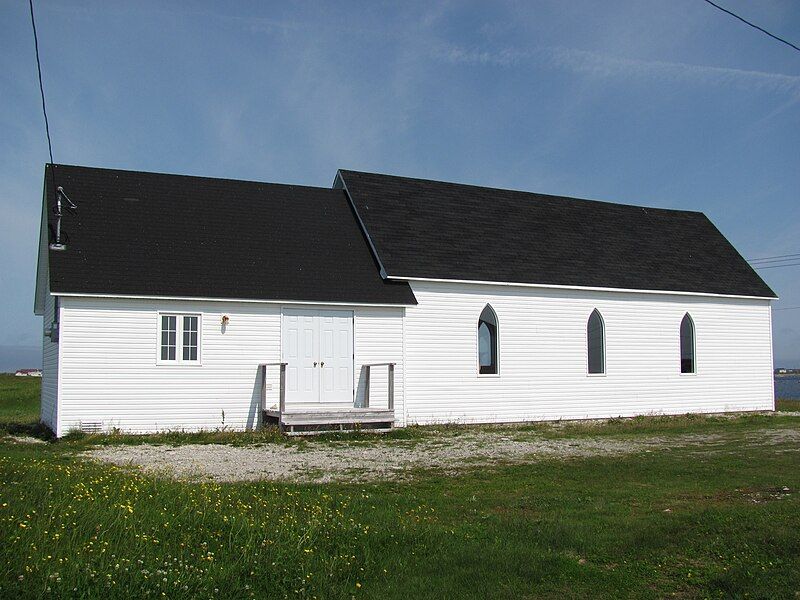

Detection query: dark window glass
xmin=587 ymin=309 xmax=605 ymax=374
xmin=183 ymin=316 xmax=198 ymax=361
xmin=680 ymin=313 xmax=695 ymax=374
xmin=160 ymin=315 xmax=177 ymax=361
xmin=478 ymin=305 xmax=498 ymax=375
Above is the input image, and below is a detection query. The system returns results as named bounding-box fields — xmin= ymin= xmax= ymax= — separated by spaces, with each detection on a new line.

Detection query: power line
xmin=747 ymin=253 xmax=800 ymax=271
xmin=700 ymin=0 xmax=800 ymax=54
xmin=774 ymin=306 xmax=800 ymax=311
xmin=752 ymin=260 xmax=800 ymax=267
xmin=755 ymin=262 xmax=800 ymax=270
xmin=748 ymin=252 xmax=800 ymax=263
xmin=750 ymin=258 xmax=800 ymax=267
xmin=29 ymin=0 xmax=53 ymax=166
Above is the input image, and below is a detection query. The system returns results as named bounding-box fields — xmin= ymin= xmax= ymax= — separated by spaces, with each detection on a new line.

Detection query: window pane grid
xmin=159 ymin=314 xmax=198 ymax=363
xmin=160 ymin=315 xmax=177 ymax=361
xmin=183 ymin=316 xmax=198 ymax=361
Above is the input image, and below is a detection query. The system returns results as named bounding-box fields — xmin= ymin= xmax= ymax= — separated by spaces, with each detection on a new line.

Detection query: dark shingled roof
xmin=338 ymin=170 xmax=775 ymax=298
xmin=43 ymin=164 xmax=416 ymax=305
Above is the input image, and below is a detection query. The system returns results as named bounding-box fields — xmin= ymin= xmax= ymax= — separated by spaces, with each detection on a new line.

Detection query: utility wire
xmin=750 ymin=258 xmax=800 ymax=269
xmin=751 ymin=258 xmax=800 ymax=267
xmin=750 ymin=258 xmax=800 ymax=266
xmin=29 ymin=0 xmax=59 ymax=214
xmin=747 ymin=253 xmax=800 ymax=271
xmin=754 ymin=262 xmax=800 ymax=270
xmin=29 ymin=0 xmax=53 ymax=166
xmin=748 ymin=252 xmax=800 ymax=263
xmin=774 ymin=306 xmax=800 ymax=311
xmin=700 ymin=0 xmax=800 ymax=54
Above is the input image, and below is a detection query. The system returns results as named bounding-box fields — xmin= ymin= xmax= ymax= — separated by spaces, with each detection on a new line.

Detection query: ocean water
xmin=775 ymin=375 xmax=800 ymax=401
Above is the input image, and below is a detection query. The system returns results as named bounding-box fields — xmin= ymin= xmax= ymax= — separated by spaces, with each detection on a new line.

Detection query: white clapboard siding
xmin=57 ymin=298 xmax=281 ymax=436
xmin=403 ymin=281 xmax=774 ymax=425
xmin=354 ymin=307 xmax=405 ymax=426
xmin=51 ymin=281 xmax=772 ymax=435
xmin=40 ymin=282 xmax=59 ymax=432
xmin=55 ymin=298 xmax=404 ymax=436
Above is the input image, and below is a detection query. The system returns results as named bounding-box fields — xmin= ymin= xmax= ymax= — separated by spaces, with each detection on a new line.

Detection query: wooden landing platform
xmin=263 ymin=408 xmax=394 ymax=435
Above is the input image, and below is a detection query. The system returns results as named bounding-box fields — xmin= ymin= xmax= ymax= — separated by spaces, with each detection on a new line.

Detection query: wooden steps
xmin=259 ymin=362 xmax=397 ymax=435
xmin=263 ymin=408 xmax=394 ymax=435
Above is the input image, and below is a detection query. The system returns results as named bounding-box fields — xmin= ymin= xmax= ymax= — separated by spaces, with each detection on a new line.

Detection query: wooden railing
xmin=259 ymin=362 xmax=287 ymax=416
xmin=261 ymin=361 xmax=396 ymax=418
xmin=362 ymin=362 xmax=395 ymax=410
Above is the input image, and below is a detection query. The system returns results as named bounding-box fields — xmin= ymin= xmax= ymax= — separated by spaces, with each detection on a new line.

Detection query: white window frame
xmin=157 ymin=313 xmax=202 ymax=365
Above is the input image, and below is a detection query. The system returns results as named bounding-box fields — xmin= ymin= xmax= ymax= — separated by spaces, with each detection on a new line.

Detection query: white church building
xmin=34 ymin=164 xmax=776 ymax=435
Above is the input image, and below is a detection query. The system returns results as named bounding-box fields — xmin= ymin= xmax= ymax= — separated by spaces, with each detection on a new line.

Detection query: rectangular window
xmin=159 ymin=314 xmax=199 ymax=363
xmin=160 ymin=315 xmax=177 ymax=361
xmin=182 ymin=316 xmax=198 ymax=361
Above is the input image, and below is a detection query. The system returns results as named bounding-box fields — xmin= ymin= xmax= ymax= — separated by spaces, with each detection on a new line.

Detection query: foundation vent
xmin=79 ymin=421 xmax=103 ymax=434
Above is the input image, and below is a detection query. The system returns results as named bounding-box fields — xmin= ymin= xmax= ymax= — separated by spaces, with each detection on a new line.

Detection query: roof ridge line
xmin=48 ymin=163 xmax=333 ymax=193
xmin=338 ymin=169 xmax=704 ymax=215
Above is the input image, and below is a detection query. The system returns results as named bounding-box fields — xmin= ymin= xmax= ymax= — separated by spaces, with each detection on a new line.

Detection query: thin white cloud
xmin=436 ymin=46 xmax=528 ymax=67
xmin=438 ymin=44 xmax=800 ymax=97
xmin=550 ymin=47 xmax=800 ymax=96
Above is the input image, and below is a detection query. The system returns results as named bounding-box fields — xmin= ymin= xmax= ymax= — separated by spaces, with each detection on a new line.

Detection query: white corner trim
xmin=52 ymin=291 xmax=413 ymax=308
xmin=55 ymin=296 xmax=63 ymax=438
xmin=768 ymin=303 xmax=776 ymax=411
xmin=387 ymin=275 xmax=777 ymax=302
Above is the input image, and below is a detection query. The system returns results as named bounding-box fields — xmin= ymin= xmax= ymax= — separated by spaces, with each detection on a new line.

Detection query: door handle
xmin=320 ymin=361 xmax=325 ymax=367
xmin=313 ymin=362 xmax=317 ymax=367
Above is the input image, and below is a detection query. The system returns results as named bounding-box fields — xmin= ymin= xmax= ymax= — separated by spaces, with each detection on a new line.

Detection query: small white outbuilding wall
xmin=402 ymin=280 xmax=774 ymax=425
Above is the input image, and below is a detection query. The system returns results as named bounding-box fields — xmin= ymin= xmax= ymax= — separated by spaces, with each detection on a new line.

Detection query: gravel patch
xmin=4 ymin=435 xmax=47 ymax=445
xmin=83 ymin=427 xmax=800 ymax=483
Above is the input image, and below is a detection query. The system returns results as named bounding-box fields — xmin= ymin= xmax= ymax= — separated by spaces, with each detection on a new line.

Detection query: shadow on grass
xmin=0 ymin=421 xmax=55 ymax=441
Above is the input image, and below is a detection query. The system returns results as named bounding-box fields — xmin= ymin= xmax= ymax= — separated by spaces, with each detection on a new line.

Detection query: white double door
xmin=282 ymin=309 xmax=354 ymax=404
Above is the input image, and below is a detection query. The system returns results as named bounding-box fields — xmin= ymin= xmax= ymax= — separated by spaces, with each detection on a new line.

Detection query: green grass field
xmin=1 ymin=374 xmax=799 ymax=598
xmin=777 ymin=398 xmax=800 ymax=412
xmin=0 ymin=374 xmax=43 ymax=432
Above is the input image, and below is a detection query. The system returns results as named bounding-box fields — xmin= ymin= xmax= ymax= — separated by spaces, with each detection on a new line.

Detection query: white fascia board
xmin=53 ymin=292 xmax=414 ymax=308
xmin=387 ymin=275 xmax=777 ymax=302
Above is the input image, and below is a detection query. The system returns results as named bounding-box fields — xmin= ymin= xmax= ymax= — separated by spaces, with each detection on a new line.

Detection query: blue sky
xmin=1 ymin=0 xmax=798 ymax=370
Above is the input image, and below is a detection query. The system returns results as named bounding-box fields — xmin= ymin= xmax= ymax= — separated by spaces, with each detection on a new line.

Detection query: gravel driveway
xmin=83 ymin=426 xmax=800 ymax=483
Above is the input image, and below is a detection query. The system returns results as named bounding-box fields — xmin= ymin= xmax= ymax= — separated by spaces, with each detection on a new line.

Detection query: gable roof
xmin=337 ymin=170 xmax=775 ymax=299
xmin=38 ymin=164 xmax=416 ymax=306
